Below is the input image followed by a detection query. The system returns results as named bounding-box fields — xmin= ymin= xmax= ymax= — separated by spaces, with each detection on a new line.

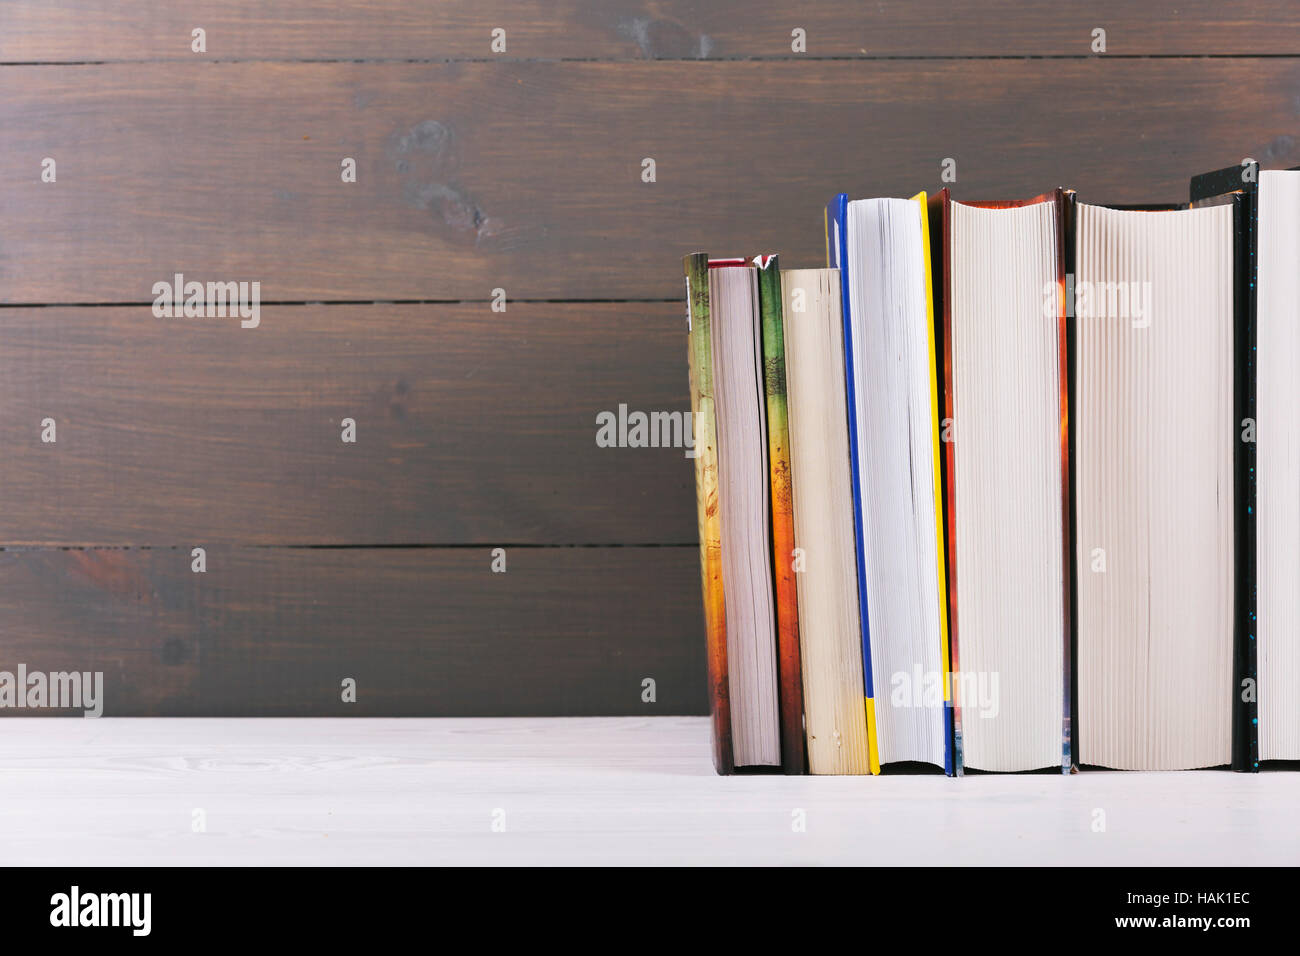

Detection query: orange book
xmin=754 ymin=255 xmax=806 ymax=775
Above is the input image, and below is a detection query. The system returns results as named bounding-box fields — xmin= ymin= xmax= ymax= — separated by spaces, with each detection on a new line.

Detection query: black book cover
xmin=1190 ymin=163 xmax=1257 ymax=772
xmin=1062 ymin=189 xmax=1078 ymax=772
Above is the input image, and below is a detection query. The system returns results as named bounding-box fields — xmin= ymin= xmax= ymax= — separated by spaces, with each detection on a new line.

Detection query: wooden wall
xmin=1 ymin=2 xmax=1296 ymax=714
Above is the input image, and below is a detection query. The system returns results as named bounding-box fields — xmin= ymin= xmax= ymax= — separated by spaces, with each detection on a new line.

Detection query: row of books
xmin=683 ymin=162 xmax=1300 ymax=775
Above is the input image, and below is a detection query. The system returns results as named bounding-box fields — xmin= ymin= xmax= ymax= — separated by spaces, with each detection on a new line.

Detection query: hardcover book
xmin=1191 ymin=162 xmax=1300 ymax=769
xmin=1250 ymin=167 xmax=1300 ymax=766
xmin=1073 ymin=199 xmax=1235 ymax=770
xmin=929 ymin=189 xmax=1074 ymax=774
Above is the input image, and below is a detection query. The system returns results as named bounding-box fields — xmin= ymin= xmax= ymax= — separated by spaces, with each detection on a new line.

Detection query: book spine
xmin=826 ymin=195 xmax=881 ymax=774
xmin=1188 ymin=166 xmax=1259 ymax=772
xmin=1231 ymin=189 xmax=1259 ymax=772
xmin=1055 ymin=188 xmax=1076 ymax=775
xmin=754 ymin=254 xmax=807 ymax=775
xmin=684 ymin=252 xmax=734 ymax=775
xmin=927 ymin=189 xmax=963 ymax=776
xmin=912 ymin=192 xmax=956 ymax=777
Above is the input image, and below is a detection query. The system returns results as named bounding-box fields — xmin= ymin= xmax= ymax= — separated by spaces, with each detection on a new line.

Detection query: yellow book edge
xmin=865 ymin=698 xmax=880 ymax=774
xmin=911 ymin=191 xmax=953 ymax=708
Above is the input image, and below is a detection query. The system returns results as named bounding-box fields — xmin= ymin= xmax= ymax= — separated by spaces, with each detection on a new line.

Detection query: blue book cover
xmin=825 ymin=194 xmax=878 ymax=773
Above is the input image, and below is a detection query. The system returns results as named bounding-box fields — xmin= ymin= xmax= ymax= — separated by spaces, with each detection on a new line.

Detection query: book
xmin=1073 ymin=199 xmax=1236 ymax=770
xmin=1252 ymin=168 xmax=1300 ymax=765
xmin=754 ymin=255 xmax=808 ymax=774
xmin=927 ymin=188 xmax=960 ymax=771
xmin=1192 ymin=163 xmax=1300 ymax=768
xmin=826 ymin=193 xmax=954 ymax=774
xmin=684 ymin=252 xmax=733 ymax=773
xmin=779 ymin=267 xmax=871 ymax=774
xmin=825 ymin=195 xmax=880 ymax=772
xmin=683 ymin=253 xmax=805 ymax=774
xmin=932 ymin=189 xmax=1074 ymax=774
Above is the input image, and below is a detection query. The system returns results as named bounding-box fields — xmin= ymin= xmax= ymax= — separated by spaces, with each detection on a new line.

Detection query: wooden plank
xmin=2 ymin=1 xmax=1298 ymax=61
xmin=3 ymin=59 xmax=1298 ymax=302
xmin=0 ymin=546 xmax=705 ymax=716
xmin=0 ymin=548 xmax=201 ymax=715
xmin=0 ymin=302 xmax=696 ymax=545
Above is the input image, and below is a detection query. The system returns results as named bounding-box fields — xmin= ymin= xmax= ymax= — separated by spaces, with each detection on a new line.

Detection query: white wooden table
xmin=0 ymin=717 xmax=1294 ymax=866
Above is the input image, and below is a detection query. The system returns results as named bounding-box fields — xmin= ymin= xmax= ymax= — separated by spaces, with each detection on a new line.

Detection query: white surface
xmin=0 ymin=716 xmax=1295 ymax=866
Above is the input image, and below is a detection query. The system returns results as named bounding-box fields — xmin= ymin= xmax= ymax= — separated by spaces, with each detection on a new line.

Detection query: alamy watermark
xmin=0 ymin=665 xmax=103 ymax=717
xmin=50 ymin=886 xmax=150 ymax=936
xmin=1045 ymin=274 xmax=1152 ymax=327
xmin=595 ymin=404 xmax=704 ymax=458
xmin=152 ymin=273 xmax=261 ymax=328
xmin=890 ymin=666 xmax=1000 ymax=719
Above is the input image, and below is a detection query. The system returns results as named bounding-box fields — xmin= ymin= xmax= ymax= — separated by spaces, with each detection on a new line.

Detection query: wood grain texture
xmin=0 ymin=547 xmax=704 ymax=716
xmin=4 ymin=5 xmax=1296 ymax=721
xmin=0 ymin=302 xmax=695 ymax=546
xmin=2 ymin=60 xmax=1298 ymax=302
xmin=2 ymin=1 xmax=1298 ymax=61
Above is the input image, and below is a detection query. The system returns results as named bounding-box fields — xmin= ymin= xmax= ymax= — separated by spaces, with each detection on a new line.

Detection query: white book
xmin=1257 ymin=169 xmax=1300 ymax=763
xmin=708 ymin=263 xmax=781 ymax=768
xmin=948 ymin=195 xmax=1069 ymax=773
xmin=1074 ymin=201 xmax=1235 ymax=770
xmin=780 ymin=268 xmax=871 ymax=774
xmin=843 ymin=196 xmax=949 ymax=770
